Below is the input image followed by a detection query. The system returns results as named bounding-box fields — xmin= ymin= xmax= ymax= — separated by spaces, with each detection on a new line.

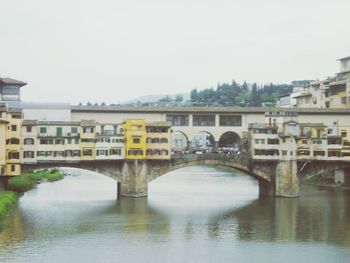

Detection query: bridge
xmin=21 ymin=152 xmax=350 ymax=198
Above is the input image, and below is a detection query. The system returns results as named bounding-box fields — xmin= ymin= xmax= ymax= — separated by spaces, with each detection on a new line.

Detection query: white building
xmin=95 ymin=123 xmax=125 ymax=160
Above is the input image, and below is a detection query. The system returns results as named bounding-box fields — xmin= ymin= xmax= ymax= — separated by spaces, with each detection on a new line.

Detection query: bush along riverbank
xmin=304 ymin=175 xmax=350 ymax=191
xmin=0 ymin=169 xmax=64 ymax=228
xmin=7 ymin=169 xmax=64 ymax=194
xmin=0 ymin=191 xmax=18 ymax=229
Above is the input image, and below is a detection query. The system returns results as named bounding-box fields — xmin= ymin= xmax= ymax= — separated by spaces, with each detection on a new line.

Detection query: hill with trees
xmin=190 ymin=80 xmax=311 ymax=106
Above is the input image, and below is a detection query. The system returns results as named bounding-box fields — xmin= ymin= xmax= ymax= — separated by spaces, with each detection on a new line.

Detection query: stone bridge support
xmin=117 ymin=160 xmax=149 ymax=198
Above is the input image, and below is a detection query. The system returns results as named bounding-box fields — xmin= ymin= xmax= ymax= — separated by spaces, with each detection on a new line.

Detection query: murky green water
xmin=0 ymin=166 xmax=350 ymax=263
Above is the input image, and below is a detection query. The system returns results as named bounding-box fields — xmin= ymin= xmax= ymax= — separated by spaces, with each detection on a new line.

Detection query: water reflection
xmin=0 ymin=166 xmax=350 ymax=263
xmin=209 ymin=186 xmax=350 ymax=245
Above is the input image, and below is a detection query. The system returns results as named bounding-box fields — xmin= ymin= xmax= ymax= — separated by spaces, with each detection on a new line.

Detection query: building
xmin=95 ymin=123 xmax=125 ymax=160
xmin=35 ymin=121 xmax=81 ymax=163
xmin=296 ymin=56 xmax=350 ymax=109
xmin=123 ymin=119 xmax=147 ymax=160
xmin=146 ymin=121 xmax=172 ymax=160
xmin=80 ymin=120 xmax=97 ymax=161
xmin=5 ymin=108 xmax=23 ymax=176
xmin=249 ymin=111 xmax=350 ymax=161
xmin=0 ymin=78 xmax=27 ymax=102
xmin=0 ymin=103 xmax=8 ymax=176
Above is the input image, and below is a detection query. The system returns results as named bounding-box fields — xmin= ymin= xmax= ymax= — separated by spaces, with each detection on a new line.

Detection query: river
xmin=0 ymin=166 xmax=350 ymax=263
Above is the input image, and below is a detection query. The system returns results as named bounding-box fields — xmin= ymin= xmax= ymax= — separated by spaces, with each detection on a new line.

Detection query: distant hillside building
xmin=296 ymin=56 xmax=350 ymax=109
xmin=0 ymin=77 xmax=71 ymax=121
xmin=0 ymin=78 xmax=27 ymax=101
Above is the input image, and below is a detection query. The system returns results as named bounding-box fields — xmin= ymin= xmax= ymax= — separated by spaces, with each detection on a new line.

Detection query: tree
xmin=248 ymin=83 xmax=260 ymax=106
xmin=191 ymin=89 xmax=198 ymax=102
xmin=175 ymin=94 xmax=183 ymax=102
xmin=159 ymin=95 xmax=171 ymax=102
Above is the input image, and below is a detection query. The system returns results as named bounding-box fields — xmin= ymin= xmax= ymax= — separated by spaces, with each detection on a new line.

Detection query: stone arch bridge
xmin=20 ymin=154 xmax=350 ymax=198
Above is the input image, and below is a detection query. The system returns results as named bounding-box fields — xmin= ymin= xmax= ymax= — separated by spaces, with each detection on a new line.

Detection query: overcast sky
xmin=0 ymin=0 xmax=349 ymax=104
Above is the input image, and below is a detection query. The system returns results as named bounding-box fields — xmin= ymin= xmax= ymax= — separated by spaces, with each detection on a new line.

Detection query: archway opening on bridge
xmin=218 ymin=131 xmax=240 ymax=151
xmin=191 ymin=131 xmax=215 ymax=153
xmin=172 ymin=131 xmax=189 ymax=153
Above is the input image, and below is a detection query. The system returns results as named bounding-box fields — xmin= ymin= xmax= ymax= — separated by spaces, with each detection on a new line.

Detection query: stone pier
xmin=117 ymin=160 xmax=148 ymax=198
xmin=274 ymin=160 xmax=299 ymax=198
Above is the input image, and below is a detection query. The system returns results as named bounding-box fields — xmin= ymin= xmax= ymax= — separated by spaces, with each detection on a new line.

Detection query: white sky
xmin=0 ymin=0 xmax=349 ymax=104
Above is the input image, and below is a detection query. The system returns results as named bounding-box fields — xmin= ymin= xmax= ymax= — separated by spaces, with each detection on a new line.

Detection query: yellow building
xmin=123 ymin=119 xmax=147 ymax=159
xmin=0 ymin=103 xmax=8 ymax=176
xmin=146 ymin=121 xmax=172 ymax=160
xmin=5 ymin=108 xmax=23 ymax=176
xmin=80 ymin=120 xmax=96 ymax=161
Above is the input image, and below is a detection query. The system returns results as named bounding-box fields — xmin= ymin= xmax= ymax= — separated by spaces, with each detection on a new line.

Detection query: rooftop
xmin=0 ymin=78 xmax=27 ymax=87
xmin=72 ymin=105 xmax=350 ymax=115
xmin=147 ymin=121 xmax=171 ymax=127
xmin=337 ymin=56 xmax=350 ymax=61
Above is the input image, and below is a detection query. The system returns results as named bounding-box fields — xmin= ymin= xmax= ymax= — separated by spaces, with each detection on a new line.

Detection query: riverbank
xmin=7 ymin=169 xmax=64 ymax=194
xmin=0 ymin=169 xmax=64 ymax=228
xmin=303 ymin=175 xmax=350 ymax=191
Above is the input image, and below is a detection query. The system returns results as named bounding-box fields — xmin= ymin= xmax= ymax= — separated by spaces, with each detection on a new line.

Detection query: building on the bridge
xmin=80 ymin=120 xmax=97 ymax=161
xmin=146 ymin=121 xmax=172 ymax=160
xmin=95 ymin=123 xmax=125 ymax=160
xmin=22 ymin=120 xmax=38 ymax=164
xmin=0 ymin=103 xmax=8 ymax=176
xmin=123 ymin=119 xmax=147 ymax=159
xmin=249 ymin=112 xmax=350 ymax=161
xmin=5 ymin=108 xmax=23 ymax=176
xmin=0 ymin=78 xmax=27 ymax=102
xmin=34 ymin=121 xmax=81 ymax=163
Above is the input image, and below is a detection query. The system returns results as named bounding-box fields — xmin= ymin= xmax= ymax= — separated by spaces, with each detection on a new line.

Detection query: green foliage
xmin=159 ymin=95 xmax=172 ymax=102
xmin=0 ymin=191 xmax=18 ymax=218
xmin=175 ymin=94 xmax=183 ymax=102
xmin=190 ymin=80 xmax=294 ymax=106
xmin=8 ymin=170 xmax=64 ymax=193
xmin=305 ymin=175 xmax=334 ymax=184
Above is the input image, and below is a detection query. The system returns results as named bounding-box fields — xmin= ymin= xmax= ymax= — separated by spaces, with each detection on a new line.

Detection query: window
xmin=219 ymin=115 xmax=242 ymax=126
xmin=3 ymin=86 xmax=19 ymax=95
xmin=152 ymin=138 xmax=159 ymax=143
xmin=82 ymin=149 xmax=93 ymax=156
xmin=166 ymin=115 xmax=189 ymax=126
xmin=297 ymin=150 xmax=310 ymax=156
xmin=71 ymin=127 xmax=78 ymax=134
xmin=314 ymin=151 xmax=325 ymax=156
xmin=23 ymin=151 xmax=35 ymax=158
xmin=133 ymin=138 xmax=140 ymax=144
xmin=146 ymin=137 xmax=152 ymax=143
xmin=40 ymin=139 xmax=48 ymax=145
xmin=341 ymin=131 xmax=347 ymax=138
xmin=301 ymin=139 xmax=308 ymax=144
xmin=37 ymin=151 xmax=46 ymax=157
xmin=6 ymin=138 xmax=20 ymax=145
xmin=8 ymin=152 xmax=20 ymax=159
xmin=193 ymin=115 xmax=215 ymax=126
xmin=341 ymin=97 xmax=347 ymax=104
xmin=26 ymin=126 xmax=32 ymax=132
xmin=83 ymin=127 xmax=94 ymax=133
xmin=11 ymin=125 xmax=17 ymax=131
xmin=75 ymin=138 xmax=79 ymax=144
xmin=11 ymin=165 xmax=16 ymax=172
xmin=128 ymin=150 xmax=143 ymax=156
xmin=24 ymin=138 xmax=34 ymax=145
xmin=81 ymin=138 xmax=95 ymax=143
xmin=55 ymin=139 xmax=64 ymax=145
xmin=282 ymin=150 xmax=287 ymax=156
xmin=40 ymin=127 xmax=47 ymax=133
xmin=160 ymin=138 xmax=168 ymax=143
xmin=110 ymin=148 xmax=122 ymax=155
xmin=56 ymin=127 xmax=62 ymax=136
